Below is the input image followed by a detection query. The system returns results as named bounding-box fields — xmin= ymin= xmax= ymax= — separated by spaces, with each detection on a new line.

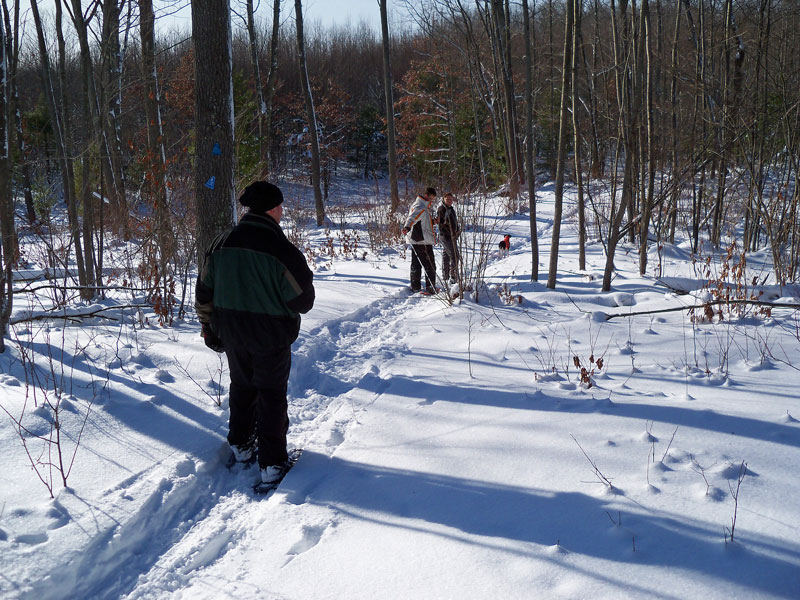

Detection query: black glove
xmin=201 ymin=323 xmax=225 ymax=353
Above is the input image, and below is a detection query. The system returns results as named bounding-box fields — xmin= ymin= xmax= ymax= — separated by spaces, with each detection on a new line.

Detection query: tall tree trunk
xmin=2 ymin=0 xmax=34 ymax=225
xmin=262 ymin=0 xmax=280 ymax=177
xmin=0 ymin=3 xmax=12 ymax=352
xmin=29 ymin=0 xmax=87 ymax=293
xmin=379 ymin=0 xmax=400 ymax=212
xmin=490 ymin=0 xmax=520 ymax=201
xmin=100 ymin=0 xmax=127 ymax=231
xmin=571 ymin=0 xmax=586 ymax=271
xmin=547 ymin=0 xmax=574 ymax=289
xmin=602 ymin=0 xmax=639 ymax=292
xmin=295 ymin=0 xmax=324 ymax=225
xmin=522 ymin=0 xmax=539 ymax=280
xmin=638 ymin=0 xmax=655 ymax=275
xmin=245 ymin=0 xmax=266 ymax=168
xmin=192 ymin=0 xmax=236 ymax=261
xmin=140 ymin=0 xmax=171 ymax=297
xmin=667 ymin=2 xmax=680 ymax=244
xmin=68 ymin=0 xmax=101 ymax=295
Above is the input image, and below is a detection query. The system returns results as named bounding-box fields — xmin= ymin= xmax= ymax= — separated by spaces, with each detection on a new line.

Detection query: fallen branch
xmin=15 ymin=283 xmax=153 ymax=294
xmin=10 ymin=304 xmax=148 ymax=325
xmin=601 ymin=299 xmax=800 ymax=321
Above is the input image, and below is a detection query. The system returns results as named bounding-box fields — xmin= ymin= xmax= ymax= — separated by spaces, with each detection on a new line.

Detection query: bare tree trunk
xmin=295 ymin=0 xmax=324 ymax=225
xmin=638 ymin=0 xmax=655 ymax=275
xmin=0 ymin=5 xmax=12 ymax=352
xmin=140 ymin=0 xmax=172 ymax=297
xmin=263 ymin=0 xmax=280 ymax=177
xmin=2 ymin=0 xmax=34 ymax=225
xmin=522 ymin=0 xmax=539 ymax=280
xmin=245 ymin=0 xmax=266 ymax=168
xmin=193 ymin=0 xmax=236 ymax=260
xmin=100 ymin=0 xmax=127 ymax=230
xmin=571 ymin=0 xmax=586 ymax=271
xmin=68 ymin=0 xmax=101 ymax=295
xmin=547 ymin=0 xmax=574 ymax=289
xmin=490 ymin=0 xmax=520 ymax=201
xmin=30 ymin=0 xmax=87 ymax=293
xmin=602 ymin=0 xmax=639 ymax=292
xmin=379 ymin=0 xmax=400 ymax=212
xmin=667 ymin=3 xmax=680 ymax=244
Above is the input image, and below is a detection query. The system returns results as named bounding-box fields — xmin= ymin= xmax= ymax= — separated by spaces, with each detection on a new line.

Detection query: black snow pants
xmin=225 ymin=345 xmax=291 ymax=469
xmin=440 ymin=236 xmax=459 ymax=282
xmin=410 ymin=244 xmax=437 ymax=292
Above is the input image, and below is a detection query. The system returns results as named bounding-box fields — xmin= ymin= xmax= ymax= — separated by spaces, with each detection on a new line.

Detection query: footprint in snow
xmin=0 ymin=374 xmax=21 ymax=386
xmin=287 ymin=523 xmax=329 ymax=557
xmin=15 ymin=532 xmax=48 ymax=545
xmin=153 ymin=369 xmax=174 ymax=383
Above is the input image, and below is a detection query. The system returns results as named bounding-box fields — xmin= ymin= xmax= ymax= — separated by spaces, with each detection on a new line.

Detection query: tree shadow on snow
xmin=286 ymin=451 xmax=800 ymax=598
xmin=12 ymin=338 xmax=223 ymax=457
xmin=361 ymin=374 xmax=800 ymax=451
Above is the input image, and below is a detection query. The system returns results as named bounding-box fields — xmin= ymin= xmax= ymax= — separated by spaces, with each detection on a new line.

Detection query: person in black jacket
xmin=436 ymin=193 xmax=460 ymax=284
xmin=195 ymin=181 xmax=315 ymax=485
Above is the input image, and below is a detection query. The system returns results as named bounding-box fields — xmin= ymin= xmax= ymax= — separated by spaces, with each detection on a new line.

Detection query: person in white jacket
xmin=401 ymin=187 xmax=438 ymax=294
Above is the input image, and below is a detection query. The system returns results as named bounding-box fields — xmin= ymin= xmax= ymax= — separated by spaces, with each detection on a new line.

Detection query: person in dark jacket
xmin=436 ymin=193 xmax=460 ymax=284
xmin=195 ymin=181 xmax=314 ymax=485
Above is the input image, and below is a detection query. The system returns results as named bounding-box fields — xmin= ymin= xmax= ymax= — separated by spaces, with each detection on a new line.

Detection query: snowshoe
xmin=253 ymin=448 xmax=303 ymax=495
xmin=225 ymin=449 xmax=257 ymax=470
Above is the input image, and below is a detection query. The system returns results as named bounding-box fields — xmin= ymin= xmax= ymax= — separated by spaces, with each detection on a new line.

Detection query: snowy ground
xmin=2 ymin=178 xmax=799 ymax=599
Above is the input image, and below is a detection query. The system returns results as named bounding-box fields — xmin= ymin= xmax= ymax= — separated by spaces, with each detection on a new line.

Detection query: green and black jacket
xmin=195 ymin=212 xmax=315 ymax=350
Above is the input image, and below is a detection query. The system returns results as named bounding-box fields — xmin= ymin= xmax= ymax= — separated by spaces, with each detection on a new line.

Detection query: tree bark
xmin=379 ymin=0 xmax=400 ymax=212
xmin=245 ymin=0 xmax=266 ymax=169
xmin=0 ymin=4 xmax=12 ymax=352
xmin=571 ymin=0 xmax=586 ymax=271
xmin=29 ymin=0 xmax=87 ymax=294
xmin=522 ymin=0 xmax=539 ymax=281
xmin=262 ymin=0 xmax=280 ymax=177
xmin=490 ymin=0 xmax=520 ymax=201
xmin=68 ymin=0 xmax=101 ymax=295
xmin=140 ymin=0 xmax=172 ymax=294
xmin=295 ymin=0 xmax=324 ymax=225
xmin=193 ymin=0 xmax=236 ymax=261
xmin=547 ymin=0 xmax=574 ymax=289
xmin=638 ymin=0 xmax=655 ymax=275
xmin=100 ymin=0 xmax=127 ymax=230
xmin=2 ymin=0 xmax=34 ymax=225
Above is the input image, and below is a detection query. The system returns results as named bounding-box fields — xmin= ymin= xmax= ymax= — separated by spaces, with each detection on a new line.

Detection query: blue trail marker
xmin=205 ymin=176 xmax=216 ymax=189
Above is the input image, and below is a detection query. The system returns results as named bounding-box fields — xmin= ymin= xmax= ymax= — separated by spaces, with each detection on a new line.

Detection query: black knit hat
xmin=239 ymin=181 xmax=283 ymax=213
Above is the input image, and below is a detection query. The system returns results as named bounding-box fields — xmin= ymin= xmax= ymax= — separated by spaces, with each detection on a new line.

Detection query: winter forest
xmin=1 ymin=0 xmax=800 ymax=598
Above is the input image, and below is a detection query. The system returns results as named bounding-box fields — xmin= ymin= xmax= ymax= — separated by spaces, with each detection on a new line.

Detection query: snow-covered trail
xmin=21 ymin=277 xmax=416 ymax=599
xmin=120 ymin=282 xmax=800 ymax=598
xmin=5 ymin=188 xmax=800 ymax=600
